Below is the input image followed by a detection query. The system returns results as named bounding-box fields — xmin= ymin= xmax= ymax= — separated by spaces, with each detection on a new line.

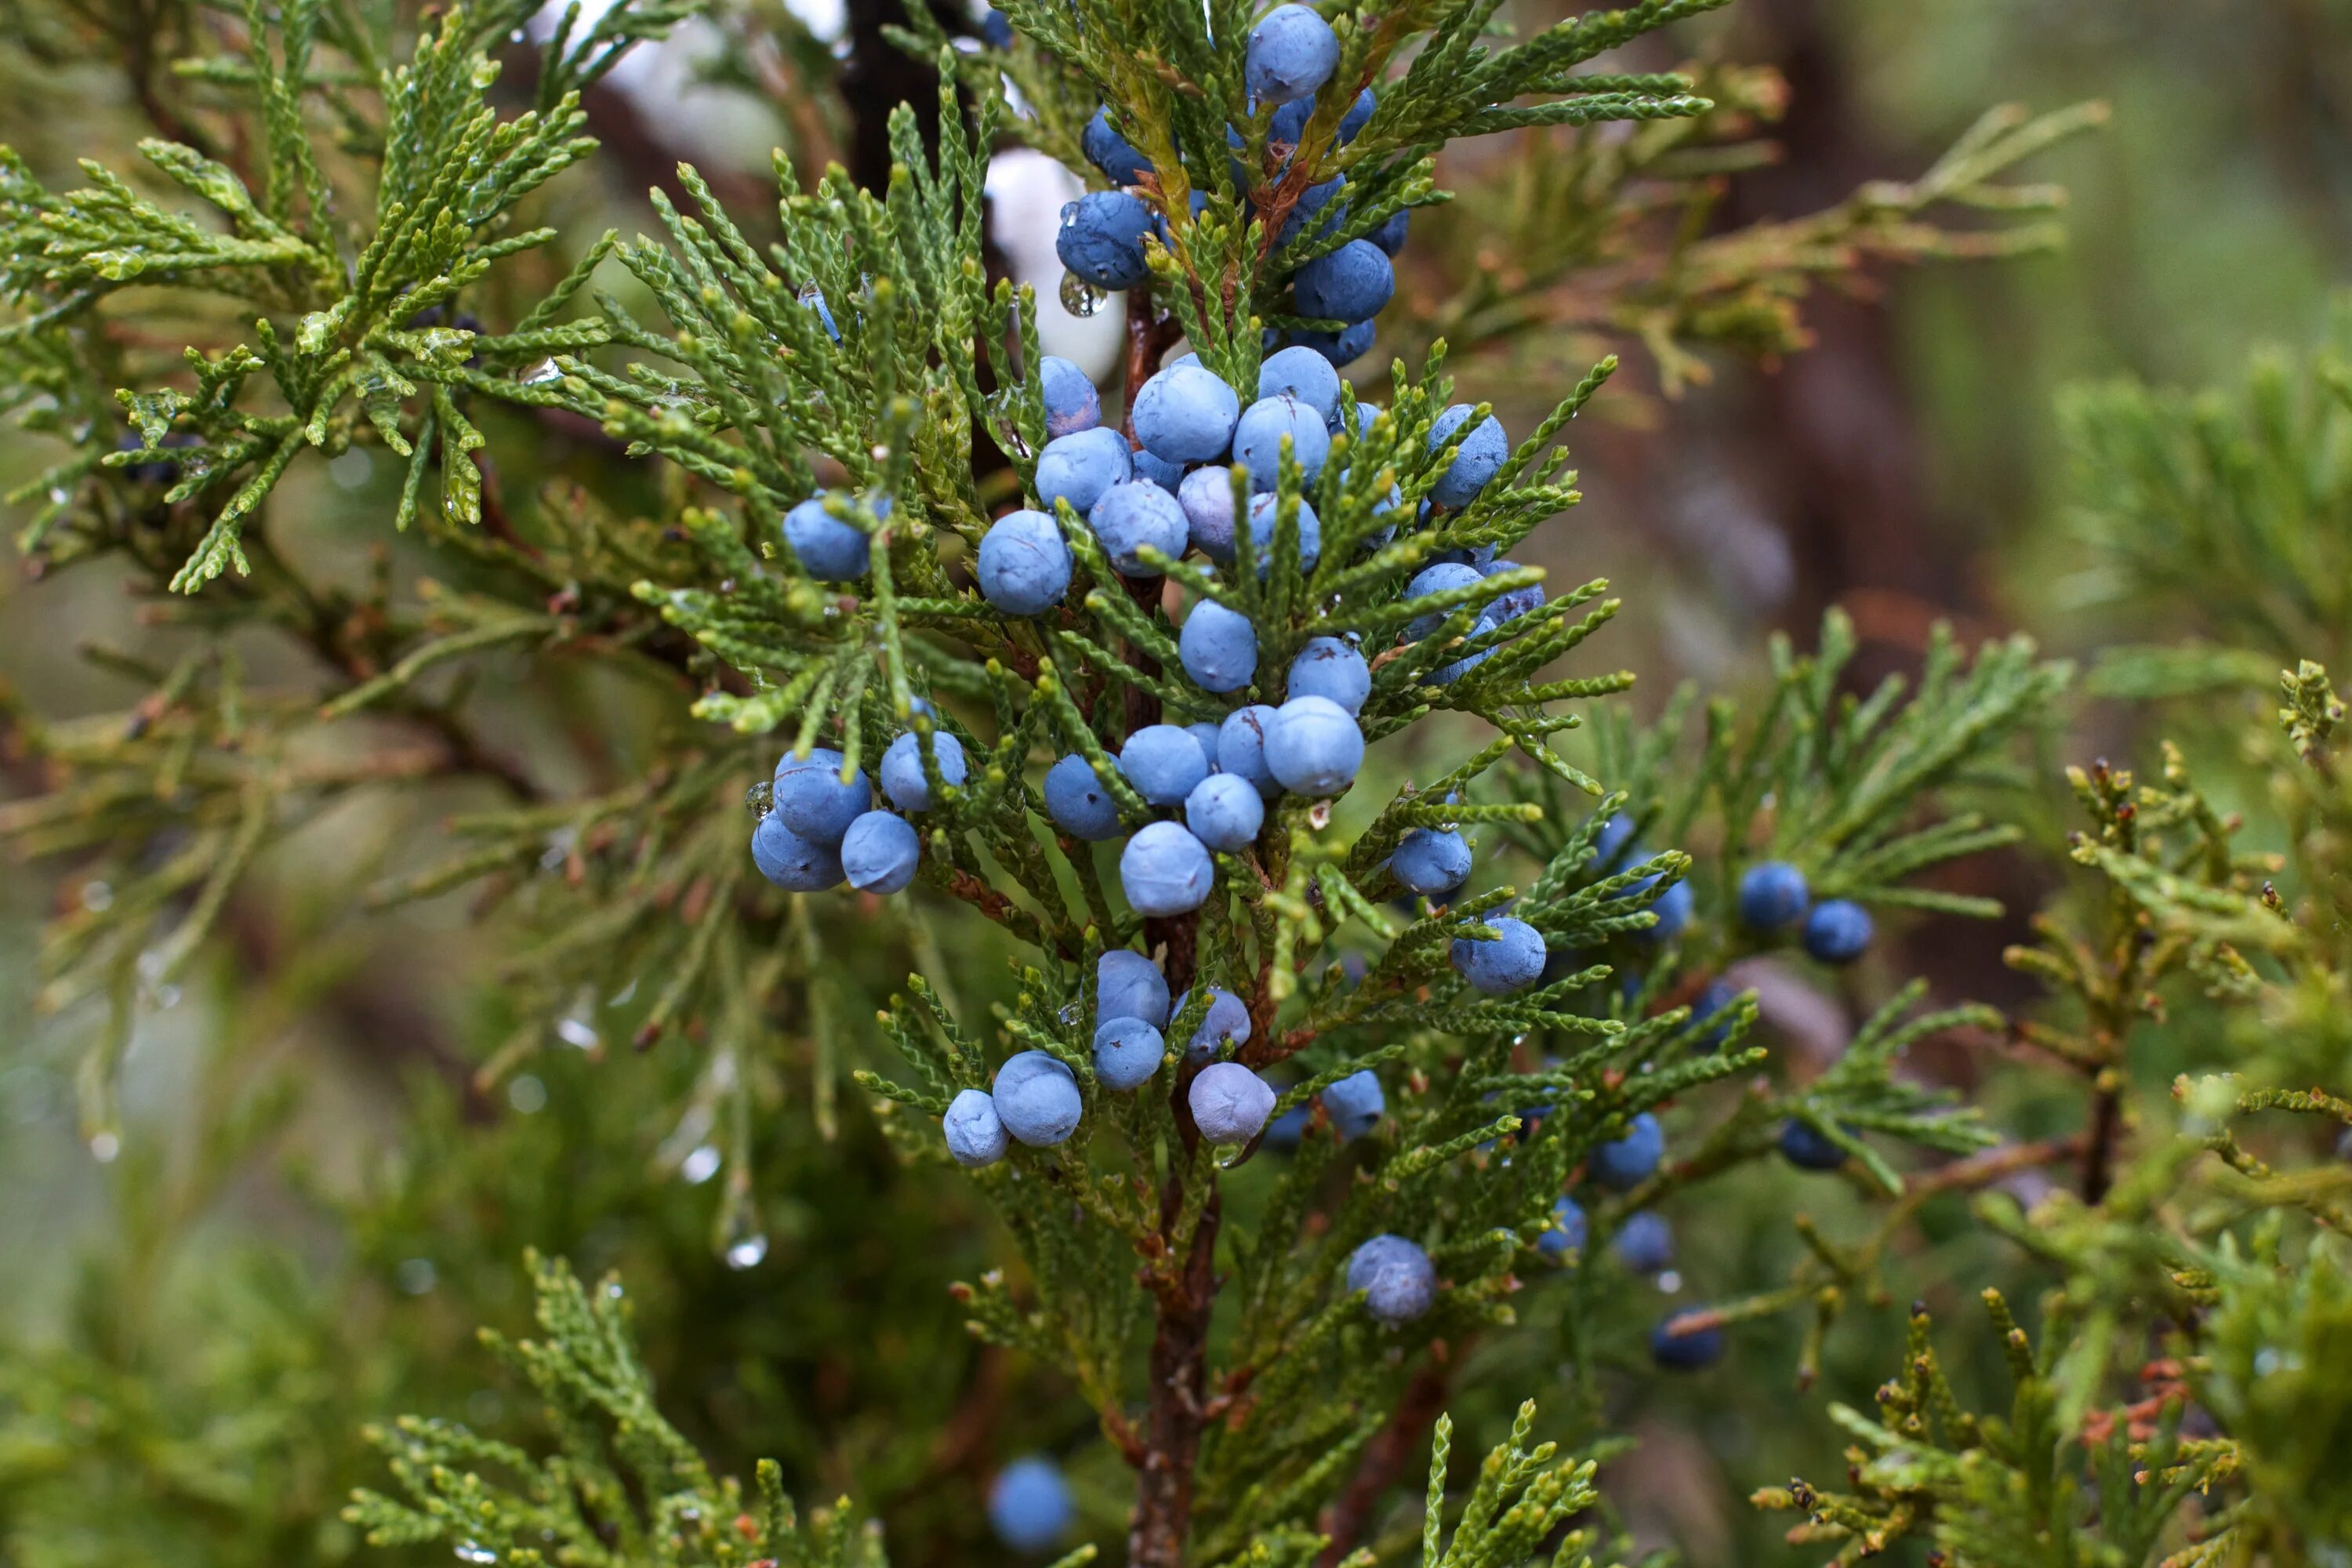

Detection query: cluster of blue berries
xmin=750 ymin=738 xmax=938 ymax=896
xmin=939 ymin=948 xmax=1283 ymax=1163
xmin=1061 ymin=5 xmax=1403 ymax=366
xmin=1736 ymin=858 xmax=1874 ymax=966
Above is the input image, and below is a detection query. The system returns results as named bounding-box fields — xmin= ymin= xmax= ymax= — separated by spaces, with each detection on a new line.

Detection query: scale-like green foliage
xmin=7 ymin=0 xmax=2342 ymax=1565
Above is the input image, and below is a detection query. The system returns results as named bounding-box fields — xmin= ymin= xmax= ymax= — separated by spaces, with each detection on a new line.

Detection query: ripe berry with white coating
xmin=1189 ymin=1061 xmax=1276 ymax=1143
xmin=1803 ymin=898 xmax=1873 ymax=964
xmin=1244 ymin=3 xmax=1338 ymax=104
xmin=1427 ymin=405 xmax=1509 ymax=508
xmin=1120 ymin=821 xmax=1215 ymax=915
xmin=771 ymin=746 xmax=870 ymax=844
xmin=1739 ymin=861 xmax=1810 ymax=931
xmin=1178 ymin=465 xmax=1240 ymax=561
xmin=1589 ymin=1110 xmax=1663 ymax=1191
xmin=1403 ymin=561 xmax=1486 ymax=640
xmin=1178 ymin=985 xmax=1252 ymax=1059
xmin=1097 ymin=949 xmax=1171 ymax=1029
xmin=1263 ymin=695 xmax=1363 ymax=795
xmin=840 ymin=810 xmax=920 ymax=894
xmin=1448 ymin=914 xmax=1544 ymax=995
xmin=1039 ymin=354 xmax=1102 ymax=438
xmin=942 ymin=1088 xmax=1008 ymax=1167
xmin=752 ymin=812 xmax=844 ymax=891
xmin=1088 ymin=480 xmax=1188 ymax=576
xmin=1185 ymin=772 xmax=1265 ymax=851
xmin=1216 ymin=705 xmax=1283 ymax=797
xmin=1035 ymin=426 xmax=1131 ymax=517
xmin=975 ymin=508 xmax=1072 ymax=615
xmin=1256 ymin=343 xmax=1341 ymax=420
xmin=1295 ymin=239 xmax=1394 ymax=324
xmin=1180 ymin=598 xmax=1258 ymax=693
xmin=1092 ymin=1017 xmax=1166 ymax=1091
xmin=1323 ymin=1069 xmax=1384 ymax=1139
xmin=1346 ymin=1234 xmax=1436 ymax=1325
xmin=1120 ymin=724 xmax=1210 ymax=805
xmin=991 ymin=1051 xmax=1083 ymax=1147
xmin=1287 ymin=636 xmax=1369 ymax=713
xmin=1233 ymin=394 xmax=1331 ymax=488
xmin=1056 ymin=189 xmax=1153 ymax=289
xmin=1391 ymin=827 xmax=1472 ymax=895
xmin=1044 ymin=753 xmax=1124 ymax=841
xmin=987 ymin=1456 xmax=1074 ymax=1552
xmin=1242 ymin=492 xmax=1321 ymax=571
xmin=783 ymin=494 xmax=871 ymax=581
xmin=1133 ymin=362 xmax=1241 ymax=463
xmin=879 ymin=731 xmax=967 ymax=811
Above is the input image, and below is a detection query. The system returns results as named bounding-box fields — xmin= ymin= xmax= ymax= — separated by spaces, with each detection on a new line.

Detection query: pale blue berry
xmin=771 ymin=746 xmax=870 ymax=844
xmin=752 ymin=812 xmax=844 ymax=890
xmin=1780 ymin=1119 xmax=1849 ymax=1171
xmin=1802 ymin=898 xmax=1873 ymax=964
xmin=992 ymin=1050 xmax=1083 ymax=1147
xmin=1233 ymin=395 xmax=1331 ymax=488
xmin=1057 ymin=189 xmax=1153 ymax=289
xmin=1346 ymin=1234 xmax=1436 ymax=1324
xmin=1186 ymin=721 xmax=1225 ymax=768
xmin=1131 ymin=447 xmax=1185 ymax=490
xmin=1257 ymin=343 xmax=1341 ymax=420
xmin=1651 ymin=1314 xmax=1724 ymax=1370
xmin=1088 ymin=480 xmax=1188 ymax=576
xmin=1295 ymin=239 xmax=1393 ymax=324
xmin=1178 ymin=465 xmax=1241 ymax=561
xmin=976 ymin=508 xmax=1072 ymax=615
xmin=1242 ymin=492 xmax=1321 ymax=571
xmin=783 ymin=494 xmax=871 ymax=580
xmin=1449 ymin=913 xmax=1544 ymax=994
xmin=879 ymin=730 xmax=967 ymax=811
xmin=1323 ymin=1069 xmax=1384 ymax=1139
xmin=1612 ymin=1210 xmax=1674 ymax=1273
xmin=943 ymin=1088 xmax=1008 ymax=1167
xmin=1216 ymin=704 xmax=1283 ymax=797
xmin=1739 ymin=861 xmax=1810 ymax=931
xmin=1044 ymin=753 xmax=1123 ymax=841
xmin=1133 ymin=362 xmax=1242 ymax=463
xmin=1391 ymin=827 xmax=1471 ymax=895
xmin=1092 ymin=1017 xmax=1167 ymax=1091
xmin=1180 ymin=598 xmax=1259 ymax=692
xmin=1120 ymin=723 xmax=1209 ymax=805
xmin=1080 ymin=107 xmax=1149 ymax=186
xmin=1589 ymin=1110 xmax=1663 ymax=1191
xmin=1369 ymin=207 xmax=1409 ymax=255
xmin=840 ymin=810 xmax=920 ymax=894
xmin=988 ymin=1456 xmax=1073 ymax=1552
xmin=1036 ymin=426 xmax=1132 ymax=517
xmin=1189 ymin=1060 xmax=1276 ymax=1143
xmin=1427 ymin=405 xmax=1508 ymax=508
xmin=1244 ymin=3 xmax=1338 ymax=104
xmin=1098 ymin=949 xmax=1171 ymax=1028
xmin=1536 ymin=1194 xmax=1586 ymax=1260
xmin=1120 ymin=820 xmax=1214 ymax=915
xmin=1263 ymin=694 xmax=1363 ymax=795
xmin=1287 ymin=636 xmax=1368 ymax=713
xmin=1039 ymin=354 xmax=1102 ymax=438
xmin=1179 ymin=985 xmax=1252 ymax=1059
xmin=1403 ymin=561 xmax=1486 ymax=640
xmin=1185 ymin=772 xmax=1265 ymax=851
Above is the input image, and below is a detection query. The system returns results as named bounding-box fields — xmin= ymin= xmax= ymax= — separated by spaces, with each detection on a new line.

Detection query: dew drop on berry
xmin=745 ymin=779 xmax=775 ymax=819
xmin=1058 ymin=272 xmax=1108 ymax=318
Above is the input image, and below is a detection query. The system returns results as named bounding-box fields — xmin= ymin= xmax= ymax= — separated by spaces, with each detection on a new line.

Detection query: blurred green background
xmin=3 ymin=1 xmax=2347 ymax=1563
